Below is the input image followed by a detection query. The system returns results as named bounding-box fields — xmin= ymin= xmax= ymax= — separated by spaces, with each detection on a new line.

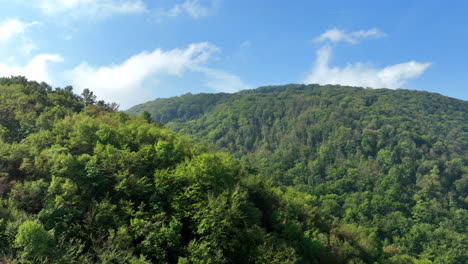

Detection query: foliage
xmin=0 ymin=77 xmax=391 ymax=263
xmin=129 ymin=83 xmax=468 ymax=262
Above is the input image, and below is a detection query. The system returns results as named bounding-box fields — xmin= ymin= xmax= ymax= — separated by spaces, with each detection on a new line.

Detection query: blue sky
xmin=0 ymin=0 xmax=467 ymax=108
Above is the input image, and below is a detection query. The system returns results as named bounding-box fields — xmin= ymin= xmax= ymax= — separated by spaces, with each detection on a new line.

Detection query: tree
xmin=81 ymin=88 xmax=97 ymax=106
xmin=14 ymin=220 xmax=56 ymax=263
xmin=141 ymin=111 xmax=152 ymax=123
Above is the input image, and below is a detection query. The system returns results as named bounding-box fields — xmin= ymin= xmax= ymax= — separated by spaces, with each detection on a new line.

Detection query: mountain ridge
xmin=127 ymin=83 xmax=468 ymax=263
xmin=3 ymin=76 xmax=430 ymax=263
xmin=127 ymin=84 xmax=466 ymax=124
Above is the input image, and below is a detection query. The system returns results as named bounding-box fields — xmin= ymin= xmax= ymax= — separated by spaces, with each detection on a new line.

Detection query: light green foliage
xmin=14 ymin=220 xmax=55 ymax=263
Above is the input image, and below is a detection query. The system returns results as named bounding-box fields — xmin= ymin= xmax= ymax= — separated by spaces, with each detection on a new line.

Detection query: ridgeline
xmin=0 ymin=77 xmax=433 ymax=263
xmin=128 ymin=83 xmax=468 ymax=263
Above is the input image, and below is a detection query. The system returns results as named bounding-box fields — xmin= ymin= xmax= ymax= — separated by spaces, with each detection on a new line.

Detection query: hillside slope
xmin=1 ymin=77 xmax=425 ymax=263
xmin=128 ymin=84 xmax=468 ymax=263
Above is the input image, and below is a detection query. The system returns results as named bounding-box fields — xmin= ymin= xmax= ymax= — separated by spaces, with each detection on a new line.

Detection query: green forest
xmin=0 ymin=77 xmax=466 ymax=263
xmin=128 ymin=84 xmax=468 ymax=263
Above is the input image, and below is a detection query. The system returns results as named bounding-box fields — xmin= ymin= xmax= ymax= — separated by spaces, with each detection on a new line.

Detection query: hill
xmin=128 ymin=84 xmax=468 ymax=263
xmin=0 ymin=77 xmax=426 ymax=263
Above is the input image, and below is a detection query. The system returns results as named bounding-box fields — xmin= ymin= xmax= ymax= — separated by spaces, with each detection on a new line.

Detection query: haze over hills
xmin=128 ymin=84 xmax=468 ymax=263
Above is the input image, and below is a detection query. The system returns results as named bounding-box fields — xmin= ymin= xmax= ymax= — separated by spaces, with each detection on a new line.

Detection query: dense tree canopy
xmin=0 ymin=77 xmax=424 ymax=263
xmin=128 ymin=84 xmax=468 ymax=263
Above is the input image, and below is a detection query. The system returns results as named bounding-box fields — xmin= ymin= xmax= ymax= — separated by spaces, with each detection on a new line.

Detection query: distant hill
xmin=128 ymin=84 xmax=468 ymax=263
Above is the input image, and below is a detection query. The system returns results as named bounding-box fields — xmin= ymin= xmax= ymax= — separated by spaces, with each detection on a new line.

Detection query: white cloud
xmin=0 ymin=54 xmax=63 ymax=83
xmin=162 ymin=0 xmax=219 ymax=19
xmin=0 ymin=18 xmax=39 ymax=43
xmin=69 ymin=42 xmax=242 ymax=107
xmin=304 ymin=45 xmax=431 ymax=89
xmin=315 ymin=28 xmax=386 ymax=44
xmin=27 ymin=0 xmax=147 ymax=18
xmin=68 ymin=42 xmax=248 ymax=107
xmin=197 ymin=67 xmax=251 ymax=93
xmin=0 ymin=19 xmax=39 ymax=58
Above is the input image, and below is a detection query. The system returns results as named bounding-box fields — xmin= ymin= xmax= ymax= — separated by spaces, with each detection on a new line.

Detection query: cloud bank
xmin=306 ymin=28 xmax=431 ymax=89
xmin=0 ymin=54 xmax=63 ymax=83
xmin=68 ymin=42 xmax=249 ymax=108
xmin=0 ymin=18 xmax=39 ymax=43
xmin=304 ymin=45 xmax=431 ymax=89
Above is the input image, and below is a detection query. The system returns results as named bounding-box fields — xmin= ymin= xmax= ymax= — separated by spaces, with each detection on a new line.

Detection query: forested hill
xmin=3 ymin=76 xmax=438 ymax=264
xmin=128 ymin=84 xmax=468 ymax=263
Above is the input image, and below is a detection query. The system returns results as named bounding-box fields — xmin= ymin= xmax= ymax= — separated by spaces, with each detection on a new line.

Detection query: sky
xmin=0 ymin=0 xmax=467 ymax=109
